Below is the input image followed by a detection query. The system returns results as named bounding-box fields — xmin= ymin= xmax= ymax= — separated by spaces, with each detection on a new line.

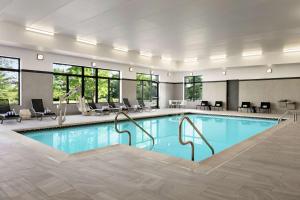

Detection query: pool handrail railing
xmin=114 ymin=111 xmax=155 ymax=148
xmin=179 ymin=115 xmax=215 ymax=161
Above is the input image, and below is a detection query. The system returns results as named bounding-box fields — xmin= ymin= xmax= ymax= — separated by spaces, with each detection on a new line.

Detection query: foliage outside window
xmin=136 ymin=73 xmax=159 ymax=108
xmin=0 ymin=56 xmax=20 ymax=104
xmin=184 ymin=75 xmax=202 ymax=101
xmin=53 ymin=63 xmax=120 ymax=104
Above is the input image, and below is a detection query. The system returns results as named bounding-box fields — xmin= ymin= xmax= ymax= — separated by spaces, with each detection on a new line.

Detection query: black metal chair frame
xmin=88 ymin=102 xmax=110 ymax=115
xmin=258 ymin=102 xmax=271 ymax=113
xmin=238 ymin=102 xmax=251 ymax=112
xmin=0 ymin=99 xmax=22 ymax=124
xmin=211 ymin=101 xmax=223 ymax=111
xmin=31 ymin=99 xmax=57 ymax=121
xmin=196 ymin=101 xmax=211 ymax=110
xmin=138 ymin=99 xmax=152 ymax=111
xmin=123 ymin=98 xmax=142 ymax=112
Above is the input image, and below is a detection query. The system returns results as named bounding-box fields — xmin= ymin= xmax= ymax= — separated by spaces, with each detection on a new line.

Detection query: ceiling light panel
xmin=25 ymin=27 xmax=54 ymax=36
xmin=184 ymin=57 xmax=198 ymax=63
xmin=76 ymin=37 xmax=97 ymax=45
xmin=140 ymin=51 xmax=152 ymax=57
xmin=161 ymin=56 xmax=172 ymax=61
xmin=283 ymin=47 xmax=300 ymax=53
xmin=242 ymin=50 xmax=262 ymax=57
xmin=113 ymin=46 xmax=129 ymax=52
xmin=210 ymin=54 xmax=227 ymax=60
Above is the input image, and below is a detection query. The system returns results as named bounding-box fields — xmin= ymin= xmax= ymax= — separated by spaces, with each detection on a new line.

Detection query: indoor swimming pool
xmin=24 ymin=114 xmax=277 ymax=162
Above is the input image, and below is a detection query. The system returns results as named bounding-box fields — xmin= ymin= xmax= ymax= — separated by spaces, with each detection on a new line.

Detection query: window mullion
xmin=95 ymin=68 xmax=98 ymax=103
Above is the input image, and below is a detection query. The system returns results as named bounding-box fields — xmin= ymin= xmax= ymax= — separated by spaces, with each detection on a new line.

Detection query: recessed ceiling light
xmin=25 ymin=27 xmax=54 ymax=36
xmin=37 ymin=54 xmax=44 ymax=60
xmin=129 ymin=67 xmax=134 ymax=72
xmin=266 ymin=68 xmax=272 ymax=73
xmin=283 ymin=47 xmax=300 ymax=53
xmin=184 ymin=58 xmax=198 ymax=63
xmin=140 ymin=51 xmax=152 ymax=57
xmin=167 ymin=72 xmax=172 ymax=76
xmin=161 ymin=56 xmax=172 ymax=62
xmin=76 ymin=37 xmax=97 ymax=45
xmin=210 ymin=54 xmax=227 ymax=60
xmin=242 ymin=50 xmax=262 ymax=57
xmin=113 ymin=46 xmax=129 ymax=52
xmin=91 ymin=62 xmax=96 ymax=67
xmin=222 ymin=70 xmax=226 ymax=75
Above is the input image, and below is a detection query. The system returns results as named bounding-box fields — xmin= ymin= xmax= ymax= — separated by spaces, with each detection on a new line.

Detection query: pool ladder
xmin=179 ymin=115 xmax=215 ymax=161
xmin=114 ymin=111 xmax=155 ymax=148
xmin=278 ymin=110 xmax=298 ymax=123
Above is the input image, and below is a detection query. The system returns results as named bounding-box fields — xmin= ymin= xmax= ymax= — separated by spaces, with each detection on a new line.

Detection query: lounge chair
xmin=123 ymin=98 xmax=142 ymax=112
xmin=211 ymin=101 xmax=223 ymax=111
xmin=0 ymin=99 xmax=22 ymax=124
xmin=258 ymin=102 xmax=271 ymax=113
xmin=31 ymin=99 xmax=57 ymax=120
xmin=108 ymin=102 xmax=126 ymax=113
xmin=196 ymin=101 xmax=211 ymax=110
xmin=88 ymin=102 xmax=110 ymax=115
xmin=238 ymin=102 xmax=251 ymax=112
xmin=138 ymin=99 xmax=152 ymax=111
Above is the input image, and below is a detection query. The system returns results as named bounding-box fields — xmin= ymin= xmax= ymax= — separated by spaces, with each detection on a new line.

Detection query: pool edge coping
xmin=15 ymin=110 xmax=280 ymax=133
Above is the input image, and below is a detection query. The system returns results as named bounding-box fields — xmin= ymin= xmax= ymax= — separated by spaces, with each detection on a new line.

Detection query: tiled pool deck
xmin=0 ymin=109 xmax=299 ymax=199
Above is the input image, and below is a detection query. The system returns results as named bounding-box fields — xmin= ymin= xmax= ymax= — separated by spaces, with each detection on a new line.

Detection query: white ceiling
xmin=1 ymin=0 xmax=300 ymax=61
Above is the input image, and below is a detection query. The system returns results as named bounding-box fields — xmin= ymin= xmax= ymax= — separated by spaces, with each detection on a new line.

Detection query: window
xmin=184 ymin=75 xmax=202 ymax=101
xmin=98 ymin=69 xmax=120 ymax=103
xmin=0 ymin=56 xmax=20 ymax=104
xmin=53 ymin=63 xmax=120 ymax=103
xmin=136 ymin=73 xmax=159 ymax=108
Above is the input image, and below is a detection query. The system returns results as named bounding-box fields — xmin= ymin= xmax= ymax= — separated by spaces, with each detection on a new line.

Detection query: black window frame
xmin=97 ymin=68 xmax=121 ymax=103
xmin=53 ymin=63 xmax=120 ymax=104
xmin=0 ymin=56 xmax=21 ymax=105
xmin=136 ymin=72 xmax=159 ymax=108
xmin=184 ymin=75 xmax=202 ymax=101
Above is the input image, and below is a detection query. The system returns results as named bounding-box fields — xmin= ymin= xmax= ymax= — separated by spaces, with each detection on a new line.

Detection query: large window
xmin=136 ymin=73 xmax=159 ymax=108
xmin=184 ymin=75 xmax=202 ymax=101
xmin=0 ymin=56 xmax=20 ymax=104
xmin=53 ymin=63 xmax=120 ymax=103
xmin=98 ymin=69 xmax=120 ymax=102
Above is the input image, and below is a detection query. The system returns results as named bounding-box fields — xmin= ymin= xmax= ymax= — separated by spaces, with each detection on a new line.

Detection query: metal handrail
xmin=179 ymin=115 xmax=215 ymax=161
xmin=278 ymin=110 xmax=298 ymax=123
xmin=114 ymin=111 xmax=155 ymax=148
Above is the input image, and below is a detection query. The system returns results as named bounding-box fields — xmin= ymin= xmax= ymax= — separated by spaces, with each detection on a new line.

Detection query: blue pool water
xmin=24 ymin=114 xmax=277 ymax=161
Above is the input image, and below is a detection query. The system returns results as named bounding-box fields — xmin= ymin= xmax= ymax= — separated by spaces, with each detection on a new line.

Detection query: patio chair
xmin=88 ymin=102 xmax=110 ymax=115
xmin=0 ymin=99 xmax=22 ymax=124
xmin=258 ymin=102 xmax=271 ymax=113
xmin=211 ymin=101 xmax=223 ymax=111
xmin=138 ymin=99 xmax=152 ymax=111
xmin=196 ymin=101 xmax=211 ymax=110
xmin=31 ymin=99 xmax=57 ymax=120
xmin=123 ymin=98 xmax=142 ymax=112
xmin=238 ymin=102 xmax=251 ymax=112
xmin=108 ymin=102 xmax=127 ymax=113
